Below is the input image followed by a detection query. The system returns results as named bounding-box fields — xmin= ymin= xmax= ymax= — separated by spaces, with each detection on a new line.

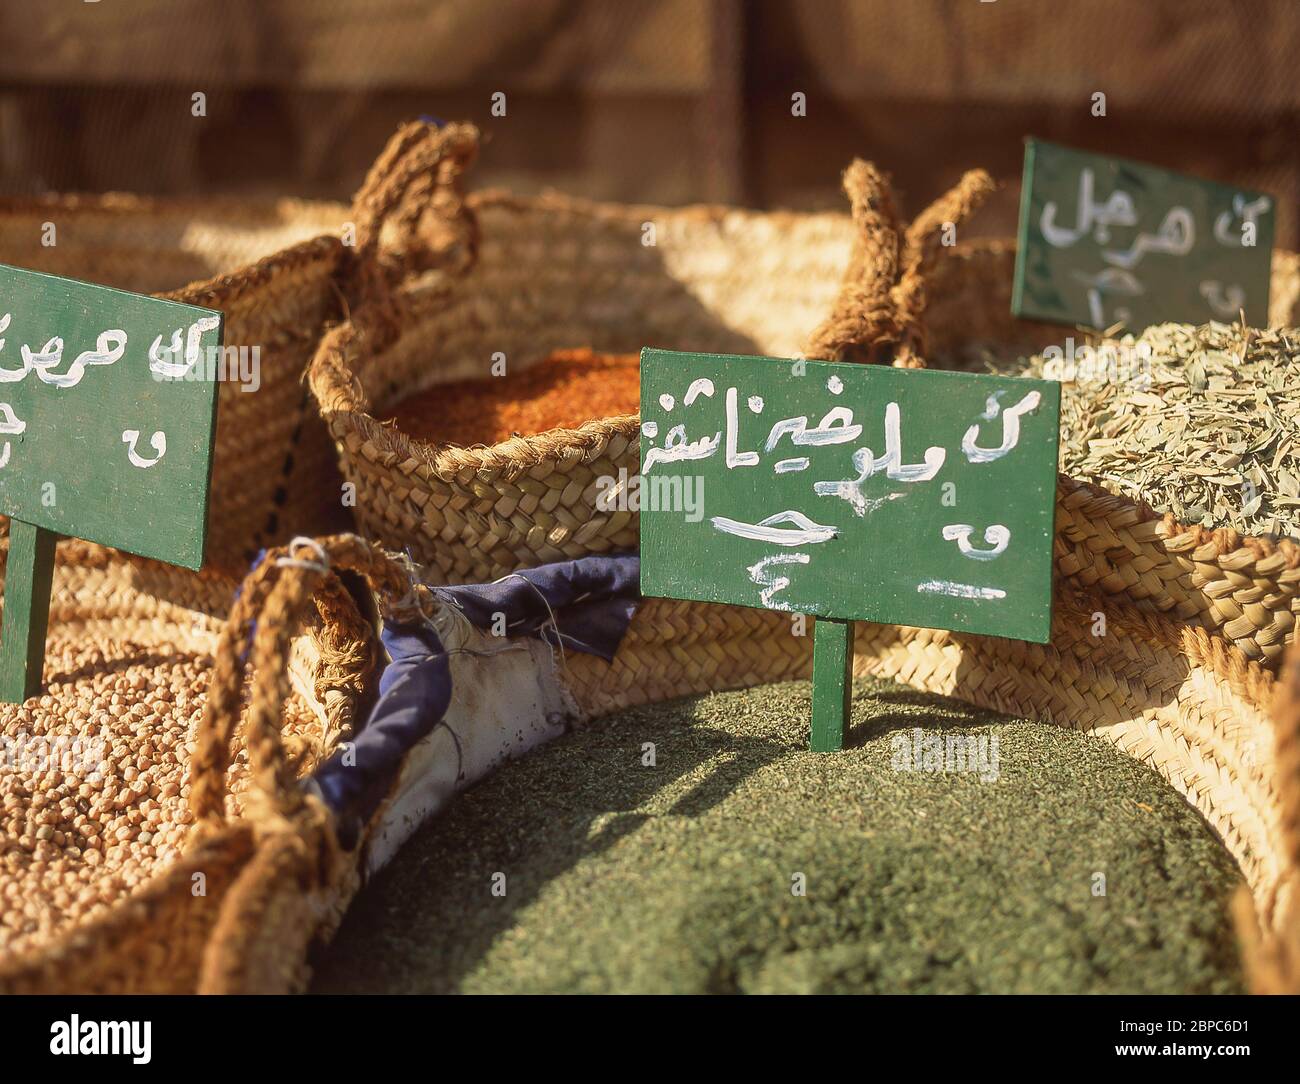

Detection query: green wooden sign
xmin=1013 ymin=138 xmax=1274 ymax=332
xmin=0 ymin=263 xmax=222 ymax=701
xmin=639 ymin=348 xmax=1060 ymax=751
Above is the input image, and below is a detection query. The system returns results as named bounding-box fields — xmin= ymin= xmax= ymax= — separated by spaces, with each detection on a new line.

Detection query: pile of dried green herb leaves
xmin=1006 ymin=322 xmax=1300 ymax=537
xmin=312 ymin=678 xmax=1243 ymax=995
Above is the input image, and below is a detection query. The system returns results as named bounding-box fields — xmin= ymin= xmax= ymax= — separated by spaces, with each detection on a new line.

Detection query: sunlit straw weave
xmin=312 ymin=130 xmax=1300 ymax=991
xmin=311 ymin=147 xmax=1300 ymax=669
xmin=0 ymin=535 xmax=377 ymax=994
xmin=0 ymin=192 xmax=349 ymax=570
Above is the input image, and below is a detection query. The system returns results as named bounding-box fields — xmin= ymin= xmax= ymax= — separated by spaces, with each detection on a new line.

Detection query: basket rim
xmin=161 ymin=233 xmax=343 ymax=312
xmin=0 ymin=190 xmax=348 ymax=227
xmin=310 ymin=302 xmax=1300 ymax=567
xmin=309 ymin=237 xmax=648 ymax=480
xmin=467 ymin=185 xmax=861 ymax=231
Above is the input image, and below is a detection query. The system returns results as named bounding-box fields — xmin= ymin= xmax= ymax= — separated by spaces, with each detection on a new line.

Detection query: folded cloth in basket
xmin=313 ymin=552 xmax=640 ymax=843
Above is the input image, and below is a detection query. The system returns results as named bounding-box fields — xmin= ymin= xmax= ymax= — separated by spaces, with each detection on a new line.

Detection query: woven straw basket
xmin=0 ymin=192 xmax=355 ymax=570
xmin=0 ymin=121 xmax=487 ymax=570
xmin=304 ymin=143 xmax=1300 ymax=990
xmin=310 ymin=129 xmax=864 ymax=583
xmin=0 ymin=124 xmax=491 ymax=993
xmin=311 ymin=145 xmax=1300 ymax=669
xmin=0 ymin=532 xmax=383 ymax=994
xmin=121 ymin=533 xmax=1293 ymax=995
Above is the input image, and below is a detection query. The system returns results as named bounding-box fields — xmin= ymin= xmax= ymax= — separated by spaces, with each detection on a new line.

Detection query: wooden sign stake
xmin=0 ymin=264 xmax=223 ymax=704
xmin=810 ymin=617 xmax=854 ymax=752
xmin=0 ymin=519 xmax=58 ymax=703
xmin=639 ymin=349 xmax=1060 ymax=755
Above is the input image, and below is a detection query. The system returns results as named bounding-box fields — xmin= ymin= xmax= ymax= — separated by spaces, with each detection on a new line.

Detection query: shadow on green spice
xmin=312 ymin=675 xmax=1244 ymax=995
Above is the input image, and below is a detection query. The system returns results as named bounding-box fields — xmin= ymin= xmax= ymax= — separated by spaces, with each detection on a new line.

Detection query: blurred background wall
xmin=1 ymin=0 xmax=1296 ymax=244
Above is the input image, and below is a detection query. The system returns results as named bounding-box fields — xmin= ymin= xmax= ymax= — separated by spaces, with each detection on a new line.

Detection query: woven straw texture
xmin=176 ymin=534 xmax=435 ymax=995
xmin=312 ymin=153 xmax=1300 ymax=668
xmin=0 ymin=192 xmax=350 ymax=570
xmin=0 ymin=534 xmax=380 ymax=994
xmin=311 ymin=188 xmax=861 ymax=582
xmin=304 ymin=150 xmax=1300 ymax=990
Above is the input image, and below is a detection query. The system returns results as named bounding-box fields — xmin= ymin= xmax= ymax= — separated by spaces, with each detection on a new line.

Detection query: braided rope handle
xmin=344 ymin=120 xmax=481 ymax=312
xmin=805 ymin=160 xmax=995 ymax=368
xmin=188 ymin=534 xmax=424 ymax=835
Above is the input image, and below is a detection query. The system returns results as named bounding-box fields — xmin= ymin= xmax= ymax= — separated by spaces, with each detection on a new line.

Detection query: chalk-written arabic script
xmin=1013 ymin=139 xmax=1273 ymax=332
xmin=638 ymin=349 xmax=1060 ymax=644
xmin=0 ymin=263 xmax=221 ymax=570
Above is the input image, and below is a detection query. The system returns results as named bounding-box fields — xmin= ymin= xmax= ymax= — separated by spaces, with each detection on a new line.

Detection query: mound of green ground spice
xmin=312 ymin=677 xmax=1245 ymax=994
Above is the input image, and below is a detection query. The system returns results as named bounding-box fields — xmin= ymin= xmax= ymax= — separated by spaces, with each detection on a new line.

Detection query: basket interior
xmin=0 ymin=548 xmax=343 ymax=968
xmin=358 ymin=193 xmax=854 ymax=417
xmin=350 ymin=194 xmax=1300 ymax=429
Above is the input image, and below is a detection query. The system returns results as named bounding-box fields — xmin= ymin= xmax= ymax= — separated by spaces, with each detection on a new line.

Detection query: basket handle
xmin=345 ymin=120 xmax=481 ymax=308
xmin=188 ymin=535 xmax=421 ymax=835
xmin=805 ymin=161 xmax=994 ymax=368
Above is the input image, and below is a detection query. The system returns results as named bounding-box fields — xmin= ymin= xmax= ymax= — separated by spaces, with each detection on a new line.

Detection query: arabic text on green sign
xmin=1013 ymin=138 xmax=1274 ymax=332
xmin=0 ymin=263 xmax=222 ymax=569
xmin=639 ymin=349 xmax=1060 ymax=644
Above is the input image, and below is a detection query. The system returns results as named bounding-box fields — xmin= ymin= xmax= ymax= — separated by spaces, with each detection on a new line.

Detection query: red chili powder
xmin=390 ymin=348 xmax=641 ymax=448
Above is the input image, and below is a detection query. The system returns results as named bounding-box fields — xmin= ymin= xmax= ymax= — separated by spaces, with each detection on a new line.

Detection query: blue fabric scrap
xmin=432 ymin=553 xmax=639 ymax=663
xmin=312 ymin=552 xmax=640 ymax=843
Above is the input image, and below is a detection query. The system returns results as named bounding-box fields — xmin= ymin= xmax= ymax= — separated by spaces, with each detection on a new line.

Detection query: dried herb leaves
xmin=1009 ymin=322 xmax=1300 ymax=537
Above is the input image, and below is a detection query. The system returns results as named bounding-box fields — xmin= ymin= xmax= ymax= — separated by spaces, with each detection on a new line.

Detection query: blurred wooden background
xmin=1 ymin=0 xmax=1296 ymax=245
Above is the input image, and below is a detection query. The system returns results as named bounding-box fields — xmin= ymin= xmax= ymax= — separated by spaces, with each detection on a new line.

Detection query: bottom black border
xmin=0 ymin=993 xmax=1292 ymax=1071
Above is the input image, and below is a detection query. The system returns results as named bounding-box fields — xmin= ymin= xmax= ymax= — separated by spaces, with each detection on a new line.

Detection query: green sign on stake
xmin=639 ymin=348 xmax=1060 ymax=752
xmin=1013 ymin=138 xmax=1274 ymax=332
xmin=0 ymin=264 xmax=222 ymax=702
